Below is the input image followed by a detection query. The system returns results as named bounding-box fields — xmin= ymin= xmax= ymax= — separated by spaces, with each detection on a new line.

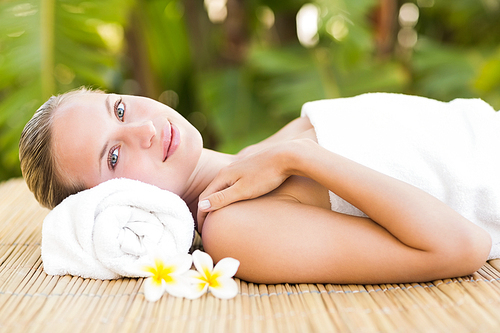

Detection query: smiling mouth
xmin=162 ymin=122 xmax=172 ymax=162
xmin=162 ymin=122 xmax=180 ymax=162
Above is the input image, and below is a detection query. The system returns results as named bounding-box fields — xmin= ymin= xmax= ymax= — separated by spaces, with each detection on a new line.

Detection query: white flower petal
xmin=184 ymin=281 xmax=209 ymax=299
xmin=164 ymin=278 xmax=192 ymax=298
xmin=143 ymin=277 xmax=165 ymax=302
xmin=181 ymin=269 xmax=211 ymax=299
xmin=212 ymin=257 xmax=240 ymax=278
xmin=209 ymin=277 xmax=239 ymax=299
xmin=192 ymin=250 xmax=213 ymax=278
xmin=184 ymin=269 xmax=203 ymax=281
xmin=166 ymin=254 xmax=193 ymax=274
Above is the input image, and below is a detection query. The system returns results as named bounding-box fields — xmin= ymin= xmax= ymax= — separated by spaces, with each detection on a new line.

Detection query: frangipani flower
xmin=185 ymin=250 xmax=240 ymax=299
xmin=142 ymin=254 xmax=192 ymax=301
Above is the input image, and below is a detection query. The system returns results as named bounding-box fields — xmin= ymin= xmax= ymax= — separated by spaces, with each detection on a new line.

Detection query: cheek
xmin=118 ymin=161 xmax=187 ymax=195
xmin=118 ymin=161 xmax=155 ymax=183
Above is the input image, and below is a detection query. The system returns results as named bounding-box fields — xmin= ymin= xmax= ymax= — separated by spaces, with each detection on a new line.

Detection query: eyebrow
xmin=98 ymin=94 xmax=112 ymax=174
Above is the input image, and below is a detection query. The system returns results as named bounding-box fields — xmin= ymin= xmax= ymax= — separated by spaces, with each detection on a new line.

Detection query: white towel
xmin=301 ymin=93 xmax=500 ymax=259
xmin=42 ymin=178 xmax=195 ymax=279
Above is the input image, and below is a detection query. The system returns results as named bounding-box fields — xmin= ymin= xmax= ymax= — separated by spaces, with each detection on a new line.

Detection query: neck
xmin=181 ymin=148 xmax=236 ymax=221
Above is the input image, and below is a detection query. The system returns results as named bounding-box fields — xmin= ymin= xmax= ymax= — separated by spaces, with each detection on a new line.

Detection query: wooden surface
xmin=1 ymin=178 xmax=500 ymax=332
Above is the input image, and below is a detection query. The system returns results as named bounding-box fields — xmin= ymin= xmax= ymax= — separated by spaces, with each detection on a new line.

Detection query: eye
xmin=114 ymin=98 xmax=125 ymax=121
xmin=108 ymin=145 xmax=120 ymax=169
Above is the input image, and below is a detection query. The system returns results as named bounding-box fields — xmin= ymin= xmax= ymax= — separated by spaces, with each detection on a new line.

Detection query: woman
xmin=19 ymin=88 xmax=494 ymax=284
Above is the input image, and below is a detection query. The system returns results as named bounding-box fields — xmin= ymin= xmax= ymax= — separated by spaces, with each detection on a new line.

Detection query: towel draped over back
xmin=301 ymin=93 xmax=500 ymax=259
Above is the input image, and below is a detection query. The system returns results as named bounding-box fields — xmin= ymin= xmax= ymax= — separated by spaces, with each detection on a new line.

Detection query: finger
xmin=197 ymin=185 xmax=239 ymax=233
xmin=199 ymin=184 xmax=246 ymax=212
xmin=198 ymin=173 xmax=235 ymax=204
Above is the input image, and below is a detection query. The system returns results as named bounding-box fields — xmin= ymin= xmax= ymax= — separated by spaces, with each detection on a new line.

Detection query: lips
xmin=162 ymin=121 xmax=180 ymax=162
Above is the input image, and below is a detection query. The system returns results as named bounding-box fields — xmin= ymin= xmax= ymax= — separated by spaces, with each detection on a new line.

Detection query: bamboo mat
xmin=2 ymin=179 xmax=500 ymax=332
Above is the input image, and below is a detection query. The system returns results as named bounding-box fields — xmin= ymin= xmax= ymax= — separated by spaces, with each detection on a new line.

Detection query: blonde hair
xmin=19 ymin=87 xmax=103 ymax=209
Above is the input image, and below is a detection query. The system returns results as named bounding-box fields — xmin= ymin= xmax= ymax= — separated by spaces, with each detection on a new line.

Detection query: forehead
xmin=51 ymin=92 xmax=108 ymax=187
xmin=58 ymin=91 xmax=107 ymax=113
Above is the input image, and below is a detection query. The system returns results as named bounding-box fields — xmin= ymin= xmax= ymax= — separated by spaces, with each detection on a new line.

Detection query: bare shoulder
xmin=200 ymin=175 xmax=328 ymax=283
xmin=200 ymin=176 xmax=481 ymax=284
xmin=200 ymin=194 xmax=311 ymax=283
xmin=199 ymin=193 xmax=377 ymax=284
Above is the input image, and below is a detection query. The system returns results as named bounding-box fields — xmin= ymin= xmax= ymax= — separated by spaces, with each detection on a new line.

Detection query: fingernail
xmin=198 ymin=200 xmax=211 ymax=210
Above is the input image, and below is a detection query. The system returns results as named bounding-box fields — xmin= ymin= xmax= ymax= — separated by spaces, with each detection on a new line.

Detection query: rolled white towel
xmin=42 ymin=178 xmax=195 ymax=279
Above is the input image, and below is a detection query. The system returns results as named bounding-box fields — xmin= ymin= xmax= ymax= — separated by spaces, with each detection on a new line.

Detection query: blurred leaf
xmin=199 ymin=68 xmax=259 ymax=153
xmin=412 ymin=39 xmax=479 ymax=101
xmin=249 ymin=46 xmax=333 ymax=115
xmin=1 ymin=0 xmax=500 ymax=180
xmin=0 ymin=0 xmax=134 ymax=179
xmin=474 ymin=48 xmax=500 ymax=93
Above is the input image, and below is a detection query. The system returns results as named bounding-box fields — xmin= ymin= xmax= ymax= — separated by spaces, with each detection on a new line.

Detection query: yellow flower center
xmin=202 ymin=268 xmax=222 ymax=288
xmin=145 ymin=259 xmax=176 ymax=285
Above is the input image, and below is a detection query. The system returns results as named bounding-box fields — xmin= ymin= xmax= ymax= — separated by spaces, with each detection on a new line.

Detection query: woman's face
xmin=51 ymin=92 xmax=203 ymax=196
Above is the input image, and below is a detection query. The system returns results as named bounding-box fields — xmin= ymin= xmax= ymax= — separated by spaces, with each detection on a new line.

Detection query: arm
xmin=200 ymin=139 xmax=491 ymax=283
xmin=202 ymin=195 xmax=486 ymax=284
xmin=289 ymin=139 xmax=484 ymax=256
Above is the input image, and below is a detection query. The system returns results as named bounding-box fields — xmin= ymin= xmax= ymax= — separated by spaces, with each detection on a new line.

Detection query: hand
xmin=197 ymin=143 xmax=294 ymax=229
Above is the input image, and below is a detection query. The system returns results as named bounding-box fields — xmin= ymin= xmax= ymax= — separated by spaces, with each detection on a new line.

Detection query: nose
xmin=125 ymin=121 xmax=156 ymax=148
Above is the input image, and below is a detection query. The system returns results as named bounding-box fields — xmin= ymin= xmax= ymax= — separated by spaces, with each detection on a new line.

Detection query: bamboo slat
xmin=1 ymin=178 xmax=500 ymax=332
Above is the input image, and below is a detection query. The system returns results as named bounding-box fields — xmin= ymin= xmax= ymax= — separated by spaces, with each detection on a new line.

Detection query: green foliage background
xmin=1 ymin=0 xmax=499 ymax=181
